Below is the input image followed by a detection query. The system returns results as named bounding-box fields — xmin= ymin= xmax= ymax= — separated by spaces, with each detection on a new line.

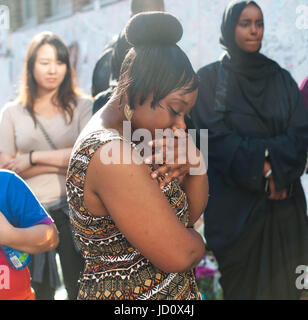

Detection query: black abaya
xmin=192 ymin=59 xmax=308 ymax=300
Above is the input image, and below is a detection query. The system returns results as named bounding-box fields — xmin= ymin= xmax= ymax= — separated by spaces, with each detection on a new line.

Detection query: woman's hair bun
xmin=125 ymin=12 xmax=183 ymax=47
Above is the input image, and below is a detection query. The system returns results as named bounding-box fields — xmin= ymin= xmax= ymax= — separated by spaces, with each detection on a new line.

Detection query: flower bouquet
xmin=195 ymin=244 xmax=223 ymax=300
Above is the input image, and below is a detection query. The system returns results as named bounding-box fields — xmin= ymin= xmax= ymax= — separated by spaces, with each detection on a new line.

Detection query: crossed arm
xmin=0 ymin=149 xmax=72 ymax=179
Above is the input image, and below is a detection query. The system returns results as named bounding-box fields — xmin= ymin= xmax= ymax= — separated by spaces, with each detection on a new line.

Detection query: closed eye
xmin=157 ymin=102 xmax=182 ymax=116
xmin=167 ymin=105 xmax=181 ymax=116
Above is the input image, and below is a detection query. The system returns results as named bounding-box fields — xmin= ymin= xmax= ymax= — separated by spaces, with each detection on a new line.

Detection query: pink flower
xmin=195 ymin=265 xmax=217 ymax=279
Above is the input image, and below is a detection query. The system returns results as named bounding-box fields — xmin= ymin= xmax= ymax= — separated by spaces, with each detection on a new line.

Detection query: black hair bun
xmin=125 ymin=12 xmax=183 ymax=47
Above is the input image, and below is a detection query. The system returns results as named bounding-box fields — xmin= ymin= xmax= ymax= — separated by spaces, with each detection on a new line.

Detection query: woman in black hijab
xmin=191 ymin=0 xmax=308 ymax=300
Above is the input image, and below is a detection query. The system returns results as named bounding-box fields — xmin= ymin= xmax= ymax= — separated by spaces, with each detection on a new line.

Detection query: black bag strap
xmin=26 ymin=106 xmax=57 ymax=150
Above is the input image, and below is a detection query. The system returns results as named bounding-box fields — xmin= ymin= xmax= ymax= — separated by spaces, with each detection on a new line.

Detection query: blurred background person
xmin=0 ymin=31 xmax=92 ymax=300
xmin=0 ymin=169 xmax=59 ymax=300
xmin=191 ymin=0 xmax=308 ymax=300
xmin=91 ymin=0 xmax=165 ymax=114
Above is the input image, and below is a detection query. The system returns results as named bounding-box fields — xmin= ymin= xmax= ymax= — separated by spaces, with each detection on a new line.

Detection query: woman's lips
xmin=246 ymin=39 xmax=260 ymax=43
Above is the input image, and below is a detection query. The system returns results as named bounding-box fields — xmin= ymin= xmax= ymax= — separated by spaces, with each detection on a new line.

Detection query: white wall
xmin=0 ymin=0 xmax=307 ymax=110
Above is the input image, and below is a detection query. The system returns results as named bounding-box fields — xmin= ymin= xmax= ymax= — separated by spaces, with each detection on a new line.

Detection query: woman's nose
xmin=48 ymin=63 xmax=56 ymax=73
xmin=250 ymin=23 xmax=258 ymax=35
xmin=172 ymin=115 xmax=186 ymax=131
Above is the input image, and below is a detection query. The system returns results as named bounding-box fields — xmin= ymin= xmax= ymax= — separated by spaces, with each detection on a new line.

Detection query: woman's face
xmin=33 ymin=43 xmax=67 ymax=93
xmin=131 ymin=86 xmax=198 ymax=138
xmin=234 ymin=3 xmax=264 ymax=53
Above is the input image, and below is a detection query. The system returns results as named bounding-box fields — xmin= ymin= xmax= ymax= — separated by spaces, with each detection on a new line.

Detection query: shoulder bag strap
xmin=26 ymin=106 xmax=57 ymax=150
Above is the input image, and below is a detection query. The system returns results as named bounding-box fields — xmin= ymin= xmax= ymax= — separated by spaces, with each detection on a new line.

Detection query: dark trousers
xmin=30 ymin=208 xmax=84 ymax=300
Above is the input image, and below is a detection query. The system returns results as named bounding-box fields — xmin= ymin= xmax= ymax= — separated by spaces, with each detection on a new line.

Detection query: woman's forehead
xmin=239 ymin=3 xmax=263 ymax=20
xmin=164 ymin=87 xmax=198 ymax=106
xmin=36 ymin=44 xmax=57 ymax=59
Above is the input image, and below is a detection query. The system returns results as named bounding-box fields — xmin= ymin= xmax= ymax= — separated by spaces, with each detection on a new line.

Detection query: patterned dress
xmin=66 ymin=129 xmax=201 ymax=300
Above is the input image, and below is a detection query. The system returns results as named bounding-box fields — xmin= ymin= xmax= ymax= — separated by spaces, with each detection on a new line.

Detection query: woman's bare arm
xmin=31 ymin=148 xmax=73 ymax=168
xmin=19 ymin=165 xmax=67 ymax=179
xmin=0 ymin=152 xmax=13 ymax=168
xmin=85 ymin=141 xmax=205 ymax=273
xmin=146 ymin=135 xmax=208 ymax=227
xmin=182 ymin=172 xmax=208 ymax=227
xmin=1 ymin=151 xmax=67 ymax=179
xmin=3 ymin=149 xmax=72 ymax=175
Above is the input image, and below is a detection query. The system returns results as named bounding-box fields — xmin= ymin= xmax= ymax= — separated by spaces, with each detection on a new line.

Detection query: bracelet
xmin=29 ymin=150 xmax=36 ymax=166
xmin=264 ymin=169 xmax=272 ymax=179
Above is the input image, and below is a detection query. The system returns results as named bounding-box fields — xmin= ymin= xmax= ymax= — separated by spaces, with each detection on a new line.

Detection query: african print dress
xmin=66 ymin=129 xmax=202 ymax=300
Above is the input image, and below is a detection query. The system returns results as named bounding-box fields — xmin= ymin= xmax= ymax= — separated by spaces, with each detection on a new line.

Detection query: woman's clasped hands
xmin=144 ymin=128 xmax=206 ymax=189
